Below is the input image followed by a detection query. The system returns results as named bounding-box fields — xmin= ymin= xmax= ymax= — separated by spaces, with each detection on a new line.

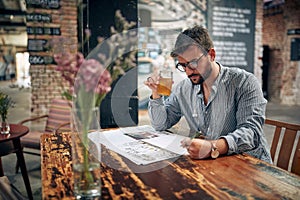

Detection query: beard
xmin=188 ymin=74 xmax=204 ymax=85
xmin=188 ymin=64 xmax=213 ymax=85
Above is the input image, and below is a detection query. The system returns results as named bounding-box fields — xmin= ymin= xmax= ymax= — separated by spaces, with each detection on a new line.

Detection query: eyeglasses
xmin=175 ymin=54 xmax=206 ymax=72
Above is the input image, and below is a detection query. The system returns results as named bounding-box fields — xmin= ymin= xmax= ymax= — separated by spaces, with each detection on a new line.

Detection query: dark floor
xmin=1 ymin=79 xmax=300 ymax=200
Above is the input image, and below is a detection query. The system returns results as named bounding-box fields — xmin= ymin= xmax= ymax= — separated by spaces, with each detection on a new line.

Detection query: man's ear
xmin=208 ymin=48 xmax=216 ymax=61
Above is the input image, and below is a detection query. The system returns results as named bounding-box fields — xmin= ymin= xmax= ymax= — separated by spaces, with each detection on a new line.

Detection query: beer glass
xmin=157 ymin=68 xmax=173 ymax=96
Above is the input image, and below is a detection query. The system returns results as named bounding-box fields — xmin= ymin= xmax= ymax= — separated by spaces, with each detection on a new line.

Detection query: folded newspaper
xmin=88 ymin=125 xmax=188 ymax=165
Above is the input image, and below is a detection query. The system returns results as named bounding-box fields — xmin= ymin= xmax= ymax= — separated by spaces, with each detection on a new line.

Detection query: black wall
xmin=81 ymin=0 xmax=138 ymax=128
xmin=88 ymin=0 xmax=137 ymax=50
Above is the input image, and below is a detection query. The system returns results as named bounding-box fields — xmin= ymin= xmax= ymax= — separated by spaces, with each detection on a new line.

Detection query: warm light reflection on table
xmin=41 ymin=132 xmax=300 ymax=200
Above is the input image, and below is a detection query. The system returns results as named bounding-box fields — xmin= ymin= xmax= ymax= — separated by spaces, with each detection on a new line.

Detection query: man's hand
xmin=144 ymin=76 xmax=161 ymax=99
xmin=181 ymin=138 xmax=212 ymax=159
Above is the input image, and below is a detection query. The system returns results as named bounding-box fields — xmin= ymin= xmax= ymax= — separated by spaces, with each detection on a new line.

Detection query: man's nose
xmin=185 ymin=66 xmax=196 ymax=74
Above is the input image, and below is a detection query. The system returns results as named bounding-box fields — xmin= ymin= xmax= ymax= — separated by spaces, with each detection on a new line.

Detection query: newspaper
xmin=88 ymin=125 xmax=188 ymax=165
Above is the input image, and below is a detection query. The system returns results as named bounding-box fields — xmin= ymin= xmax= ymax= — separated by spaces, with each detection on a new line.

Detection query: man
xmin=144 ymin=25 xmax=272 ymax=163
xmin=0 ymin=55 xmax=7 ymax=81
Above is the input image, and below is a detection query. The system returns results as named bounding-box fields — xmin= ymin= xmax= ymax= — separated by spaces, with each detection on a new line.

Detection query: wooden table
xmin=0 ymin=124 xmax=33 ymax=200
xmin=41 ymin=132 xmax=300 ymax=200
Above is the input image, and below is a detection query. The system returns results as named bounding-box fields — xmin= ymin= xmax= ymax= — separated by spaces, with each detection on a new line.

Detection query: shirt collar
xmin=206 ymin=62 xmax=223 ymax=104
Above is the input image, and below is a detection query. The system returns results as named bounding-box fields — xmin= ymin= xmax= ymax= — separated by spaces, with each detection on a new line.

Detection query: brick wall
xmin=28 ymin=0 xmax=77 ymax=115
xmin=263 ymin=0 xmax=300 ymax=105
xmin=254 ymin=0 xmax=264 ymax=85
xmin=281 ymin=0 xmax=300 ymax=105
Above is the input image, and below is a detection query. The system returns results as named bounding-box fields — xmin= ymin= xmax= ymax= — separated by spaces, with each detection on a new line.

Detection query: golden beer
xmin=157 ymin=77 xmax=172 ymax=96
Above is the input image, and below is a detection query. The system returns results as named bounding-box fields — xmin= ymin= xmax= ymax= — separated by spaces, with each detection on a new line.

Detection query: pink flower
xmin=95 ymin=70 xmax=111 ymax=94
xmin=78 ymin=59 xmax=106 ymax=92
xmin=54 ymin=52 xmax=111 ymax=103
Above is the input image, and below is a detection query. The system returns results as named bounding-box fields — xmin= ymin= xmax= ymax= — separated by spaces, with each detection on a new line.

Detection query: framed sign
xmin=291 ymin=38 xmax=300 ymax=61
xmin=27 ymin=27 xmax=61 ymax=35
xmin=27 ymin=39 xmax=49 ymax=52
xmin=26 ymin=13 xmax=52 ymax=23
xmin=29 ymin=55 xmax=54 ymax=65
xmin=288 ymin=29 xmax=300 ymax=35
xmin=26 ymin=0 xmax=60 ymax=9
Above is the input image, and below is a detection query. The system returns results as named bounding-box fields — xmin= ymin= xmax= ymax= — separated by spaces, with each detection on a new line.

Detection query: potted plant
xmin=0 ymin=92 xmax=15 ymax=134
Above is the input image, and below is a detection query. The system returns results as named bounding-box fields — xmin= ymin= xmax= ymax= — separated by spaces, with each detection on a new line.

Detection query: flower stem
xmin=80 ymin=119 xmax=95 ymax=190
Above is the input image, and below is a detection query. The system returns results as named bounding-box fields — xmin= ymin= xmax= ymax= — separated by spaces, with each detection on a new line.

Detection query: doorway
xmin=262 ymin=45 xmax=270 ymax=100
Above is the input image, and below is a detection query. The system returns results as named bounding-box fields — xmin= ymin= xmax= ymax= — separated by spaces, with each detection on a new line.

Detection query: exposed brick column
xmin=280 ymin=0 xmax=300 ymax=105
xmin=27 ymin=0 xmax=78 ymax=116
xmin=254 ymin=0 xmax=264 ymax=86
xmin=263 ymin=0 xmax=300 ymax=105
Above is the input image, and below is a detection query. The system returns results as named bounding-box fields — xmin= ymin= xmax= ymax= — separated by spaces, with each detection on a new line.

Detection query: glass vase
xmin=71 ymin=107 xmax=101 ymax=199
xmin=0 ymin=119 xmax=10 ymax=134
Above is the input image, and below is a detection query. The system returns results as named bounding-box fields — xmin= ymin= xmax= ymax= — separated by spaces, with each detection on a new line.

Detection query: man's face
xmin=177 ymin=45 xmax=211 ymax=85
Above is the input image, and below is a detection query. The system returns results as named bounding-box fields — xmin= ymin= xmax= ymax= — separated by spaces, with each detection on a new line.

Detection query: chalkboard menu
xmin=26 ymin=0 xmax=60 ymax=9
xmin=207 ymin=0 xmax=256 ymax=72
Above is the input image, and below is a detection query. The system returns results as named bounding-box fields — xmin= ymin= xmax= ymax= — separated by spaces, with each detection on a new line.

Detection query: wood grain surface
xmin=41 ymin=132 xmax=300 ymax=200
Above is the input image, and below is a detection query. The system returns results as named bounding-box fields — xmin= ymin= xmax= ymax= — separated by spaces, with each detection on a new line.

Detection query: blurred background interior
xmin=0 ymin=0 xmax=300 ymax=199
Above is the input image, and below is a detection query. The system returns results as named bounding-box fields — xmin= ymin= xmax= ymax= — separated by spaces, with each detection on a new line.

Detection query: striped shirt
xmin=148 ymin=63 xmax=272 ymax=163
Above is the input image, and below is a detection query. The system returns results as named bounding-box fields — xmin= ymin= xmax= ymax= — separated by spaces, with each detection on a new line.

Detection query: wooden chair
xmin=15 ymin=98 xmax=71 ymax=172
xmin=265 ymin=118 xmax=300 ymax=175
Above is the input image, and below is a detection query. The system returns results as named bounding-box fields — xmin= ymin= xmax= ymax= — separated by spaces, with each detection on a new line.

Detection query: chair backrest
xmin=45 ymin=99 xmax=72 ymax=132
xmin=265 ymin=118 xmax=300 ymax=175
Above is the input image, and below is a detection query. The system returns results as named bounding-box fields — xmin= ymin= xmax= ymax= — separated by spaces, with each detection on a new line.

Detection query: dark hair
xmin=171 ymin=25 xmax=213 ymax=57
